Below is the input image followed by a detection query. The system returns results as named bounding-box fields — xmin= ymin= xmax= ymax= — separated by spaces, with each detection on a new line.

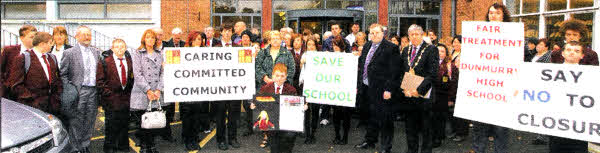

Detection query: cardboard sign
xmin=163 ymin=47 xmax=256 ymax=102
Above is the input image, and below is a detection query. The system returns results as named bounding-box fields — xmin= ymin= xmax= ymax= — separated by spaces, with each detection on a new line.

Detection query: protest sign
xmin=302 ymin=52 xmax=358 ymax=107
xmin=163 ymin=47 xmax=255 ymax=102
xmin=454 ymin=21 xmax=600 ymax=143
xmin=251 ymin=95 xmax=305 ymax=132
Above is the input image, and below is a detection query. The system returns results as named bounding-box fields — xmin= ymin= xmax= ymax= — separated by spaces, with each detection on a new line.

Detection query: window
xmin=509 ymin=0 xmax=598 ymax=51
xmin=388 ymin=0 xmax=441 ymax=37
xmin=2 ymin=2 xmax=46 ymax=19
xmin=416 ymin=1 xmax=440 ymax=15
xmin=523 ymin=0 xmax=539 ymax=14
xmin=211 ymin=0 xmax=262 ymax=31
xmin=58 ymin=0 xmax=151 ymax=19
xmin=273 ymin=0 xmax=322 ymax=10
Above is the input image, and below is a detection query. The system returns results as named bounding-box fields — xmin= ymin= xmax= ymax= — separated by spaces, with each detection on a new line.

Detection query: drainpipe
xmin=451 ymin=0 xmax=456 ymax=36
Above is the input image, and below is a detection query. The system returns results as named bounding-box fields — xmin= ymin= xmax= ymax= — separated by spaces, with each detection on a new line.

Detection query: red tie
xmin=226 ymin=43 xmax=231 ymax=47
xmin=42 ymin=54 xmax=52 ymax=84
xmin=207 ymin=41 xmax=211 ymax=47
xmin=119 ymin=58 xmax=127 ymax=87
xmin=276 ymin=86 xmax=281 ymax=94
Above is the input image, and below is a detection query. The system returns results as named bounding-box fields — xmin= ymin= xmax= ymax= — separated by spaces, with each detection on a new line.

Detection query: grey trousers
xmin=67 ymin=86 xmax=98 ymax=151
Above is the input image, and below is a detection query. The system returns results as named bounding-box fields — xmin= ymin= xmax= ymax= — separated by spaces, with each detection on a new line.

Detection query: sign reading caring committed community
xmin=163 ymin=47 xmax=256 ymax=102
xmin=454 ymin=21 xmax=600 ymax=143
xmin=302 ymin=52 xmax=358 ymax=107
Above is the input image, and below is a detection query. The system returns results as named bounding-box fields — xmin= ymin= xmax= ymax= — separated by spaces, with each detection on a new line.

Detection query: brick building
xmin=1 ymin=0 xmax=598 ymax=51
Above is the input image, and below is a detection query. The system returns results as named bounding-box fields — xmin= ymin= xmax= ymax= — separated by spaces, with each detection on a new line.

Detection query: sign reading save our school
xmin=163 ymin=47 xmax=256 ymax=102
xmin=455 ymin=21 xmax=600 ymax=143
xmin=302 ymin=52 xmax=358 ymax=107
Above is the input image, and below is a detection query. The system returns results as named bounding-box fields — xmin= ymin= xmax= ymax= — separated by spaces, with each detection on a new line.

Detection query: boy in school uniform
xmin=252 ymin=63 xmax=306 ymax=153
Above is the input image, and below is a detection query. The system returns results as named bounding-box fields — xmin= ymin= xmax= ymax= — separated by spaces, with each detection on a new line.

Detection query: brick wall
xmin=161 ymin=0 xmax=211 ymax=43
xmin=440 ymin=0 xmax=502 ymax=45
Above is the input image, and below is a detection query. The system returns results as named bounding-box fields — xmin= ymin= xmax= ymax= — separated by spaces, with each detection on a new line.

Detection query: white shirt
xmin=79 ymin=44 xmax=97 ymax=86
xmin=346 ymin=33 xmax=356 ymax=45
xmin=221 ymin=41 xmax=233 ymax=47
xmin=51 ymin=45 xmax=65 ymax=68
xmin=113 ymin=54 xmax=128 ymax=88
xmin=273 ymin=82 xmax=284 ymax=94
xmin=20 ymin=44 xmax=29 ymax=54
xmin=32 ymin=48 xmax=51 ymax=82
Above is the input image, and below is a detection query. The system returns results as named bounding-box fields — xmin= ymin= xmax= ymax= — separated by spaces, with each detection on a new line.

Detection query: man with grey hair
xmin=152 ymin=27 xmax=165 ymax=50
xmin=61 ymin=25 xmax=102 ymax=153
xmin=354 ymin=23 xmax=403 ymax=153
xmin=165 ymin=27 xmax=185 ymax=48
xmin=399 ymin=24 xmax=438 ymax=153
xmin=204 ymin=26 xmax=221 ymax=47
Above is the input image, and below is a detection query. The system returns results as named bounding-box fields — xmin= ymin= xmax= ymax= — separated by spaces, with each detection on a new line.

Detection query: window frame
xmin=57 ymin=0 xmax=151 ymax=20
xmin=387 ymin=0 xmax=442 ymax=37
xmin=1 ymin=2 xmax=47 ymax=19
xmin=506 ymin=0 xmax=599 ymax=51
xmin=210 ymin=0 xmax=263 ymax=30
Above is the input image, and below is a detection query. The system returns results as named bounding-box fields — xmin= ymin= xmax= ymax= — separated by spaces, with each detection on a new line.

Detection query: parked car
xmin=1 ymin=98 xmax=70 ymax=153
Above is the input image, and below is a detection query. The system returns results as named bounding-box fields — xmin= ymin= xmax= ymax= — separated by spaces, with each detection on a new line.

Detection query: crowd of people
xmin=0 ymin=3 xmax=597 ymax=153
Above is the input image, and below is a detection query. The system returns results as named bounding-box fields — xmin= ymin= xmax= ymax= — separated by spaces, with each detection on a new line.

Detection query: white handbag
xmin=141 ymin=100 xmax=166 ymax=129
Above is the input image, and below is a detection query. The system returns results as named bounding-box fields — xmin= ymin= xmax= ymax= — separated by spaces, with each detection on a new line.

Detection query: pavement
xmin=88 ymin=106 xmax=551 ymax=153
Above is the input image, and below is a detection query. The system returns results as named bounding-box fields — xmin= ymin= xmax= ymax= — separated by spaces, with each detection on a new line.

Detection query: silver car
xmin=1 ymin=98 xmax=70 ymax=153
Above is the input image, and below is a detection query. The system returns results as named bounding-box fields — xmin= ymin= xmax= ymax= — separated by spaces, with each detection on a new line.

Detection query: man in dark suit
xmin=1 ymin=25 xmax=37 ymax=99
xmin=96 ymin=39 xmax=134 ymax=153
xmin=8 ymin=32 xmax=63 ymax=117
xmin=60 ymin=26 xmax=102 ymax=153
xmin=164 ymin=27 xmax=186 ymax=48
xmin=399 ymin=24 xmax=439 ymax=153
xmin=354 ymin=24 xmax=402 ymax=153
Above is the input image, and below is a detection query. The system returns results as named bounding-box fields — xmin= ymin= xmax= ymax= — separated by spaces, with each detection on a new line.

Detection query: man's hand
xmin=409 ymin=89 xmax=420 ymax=97
xmin=403 ymin=90 xmax=412 ymax=97
xmin=250 ymin=103 xmax=256 ymax=109
xmin=383 ymin=91 xmax=391 ymax=100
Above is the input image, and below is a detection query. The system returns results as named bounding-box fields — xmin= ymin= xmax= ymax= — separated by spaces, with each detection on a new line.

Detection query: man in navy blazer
xmin=354 ymin=24 xmax=403 ymax=153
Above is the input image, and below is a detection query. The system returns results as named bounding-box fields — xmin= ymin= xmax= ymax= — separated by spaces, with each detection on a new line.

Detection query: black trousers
xmin=132 ymin=110 xmax=160 ymax=147
xmin=549 ymin=136 xmax=588 ymax=153
xmin=180 ymin=102 xmax=210 ymax=143
xmin=364 ymin=93 xmax=395 ymax=151
xmin=332 ymin=106 xmax=351 ymax=140
xmin=405 ymin=106 xmax=433 ymax=153
xmin=432 ymin=111 xmax=448 ymax=141
xmin=450 ymin=110 xmax=470 ymax=137
xmin=242 ymin=100 xmax=253 ymax=132
xmin=158 ymin=104 xmax=175 ymax=138
xmin=214 ymin=100 xmax=241 ymax=143
xmin=356 ymin=84 xmax=370 ymax=124
xmin=104 ymin=109 xmax=129 ymax=150
xmin=270 ymin=131 xmax=297 ymax=153
xmin=303 ymin=103 xmax=320 ymax=138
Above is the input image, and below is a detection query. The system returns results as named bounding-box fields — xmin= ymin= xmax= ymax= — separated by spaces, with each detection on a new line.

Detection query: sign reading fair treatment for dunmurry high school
xmin=163 ymin=47 xmax=256 ymax=102
xmin=302 ymin=52 xmax=358 ymax=107
xmin=455 ymin=21 xmax=600 ymax=143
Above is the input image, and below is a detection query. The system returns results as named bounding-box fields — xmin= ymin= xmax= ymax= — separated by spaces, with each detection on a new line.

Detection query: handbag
xmin=141 ymin=100 xmax=166 ymax=129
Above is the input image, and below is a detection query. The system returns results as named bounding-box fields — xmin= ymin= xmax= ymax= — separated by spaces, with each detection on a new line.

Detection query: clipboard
xmin=400 ymin=72 xmax=431 ymax=99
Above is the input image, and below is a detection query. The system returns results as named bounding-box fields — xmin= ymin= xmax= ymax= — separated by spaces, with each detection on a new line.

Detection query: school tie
xmin=119 ymin=58 xmax=127 ymax=87
xmin=276 ymin=86 xmax=281 ymax=94
xmin=226 ymin=43 xmax=231 ymax=47
xmin=42 ymin=54 xmax=52 ymax=84
xmin=207 ymin=41 xmax=211 ymax=47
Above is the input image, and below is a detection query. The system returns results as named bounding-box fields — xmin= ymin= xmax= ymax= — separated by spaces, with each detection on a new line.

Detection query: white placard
xmin=163 ymin=47 xmax=255 ymax=102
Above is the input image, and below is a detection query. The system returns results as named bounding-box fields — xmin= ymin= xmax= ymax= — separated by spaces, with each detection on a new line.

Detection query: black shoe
xmin=432 ymin=139 xmax=442 ymax=148
xmin=242 ymin=130 xmax=254 ymax=136
xmin=117 ymin=146 xmax=130 ymax=152
xmin=161 ymin=135 xmax=176 ymax=143
xmin=184 ymin=142 xmax=198 ymax=151
xmin=380 ymin=149 xmax=391 ymax=153
xmin=304 ymin=137 xmax=315 ymax=144
xmin=354 ymin=141 xmax=375 ymax=149
xmin=218 ymin=142 xmax=229 ymax=150
xmin=333 ymin=138 xmax=342 ymax=145
xmin=229 ymin=139 xmax=241 ymax=148
xmin=341 ymin=137 xmax=348 ymax=145
xmin=103 ymin=148 xmax=116 ymax=153
xmin=83 ymin=147 xmax=90 ymax=153
xmin=149 ymin=147 xmax=159 ymax=153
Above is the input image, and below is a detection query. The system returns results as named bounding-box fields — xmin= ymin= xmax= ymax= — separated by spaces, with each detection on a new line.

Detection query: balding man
xmin=61 ymin=26 xmax=102 ymax=153
xmin=232 ymin=21 xmax=247 ymax=45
